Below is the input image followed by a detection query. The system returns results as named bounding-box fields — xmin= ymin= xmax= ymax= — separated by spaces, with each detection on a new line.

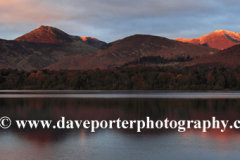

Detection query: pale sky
xmin=0 ymin=0 xmax=239 ymax=42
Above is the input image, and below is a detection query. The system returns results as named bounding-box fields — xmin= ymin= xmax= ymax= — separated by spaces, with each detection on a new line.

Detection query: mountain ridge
xmin=3 ymin=26 xmax=240 ymax=71
xmin=46 ymin=34 xmax=217 ymax=70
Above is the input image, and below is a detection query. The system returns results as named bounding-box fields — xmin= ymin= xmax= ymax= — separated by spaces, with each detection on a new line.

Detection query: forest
xmin=0 ymin=65 xmax=239 ymax=90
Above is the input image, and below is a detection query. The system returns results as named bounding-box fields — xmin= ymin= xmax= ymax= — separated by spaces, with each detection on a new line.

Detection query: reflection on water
xmin=0 ymin=91 xmax=240 ymax=159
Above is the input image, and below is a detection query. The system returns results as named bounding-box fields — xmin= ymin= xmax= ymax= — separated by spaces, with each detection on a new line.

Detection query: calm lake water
xmin=1 ymin=90 xmax=240 ymax=160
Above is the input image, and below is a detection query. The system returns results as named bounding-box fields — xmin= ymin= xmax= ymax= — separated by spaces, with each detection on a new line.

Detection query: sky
xmin=0 ymin=0 xmax=240 ymax=43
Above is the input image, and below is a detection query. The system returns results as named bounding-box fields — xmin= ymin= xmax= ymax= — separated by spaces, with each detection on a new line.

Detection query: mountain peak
xmin=14 ymin=25 xmax=107 ymax=48
xmin=15 ymin=25 xmax=73 ymax=44
xmin=39 ymin=25 xmax=45 ymax=28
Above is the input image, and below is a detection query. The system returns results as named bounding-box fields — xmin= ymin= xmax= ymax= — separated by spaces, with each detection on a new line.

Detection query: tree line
xmin=0 ymin=66 xmax=239 ymax=90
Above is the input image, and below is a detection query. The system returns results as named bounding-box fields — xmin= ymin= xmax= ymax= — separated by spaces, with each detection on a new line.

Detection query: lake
xmin=0 ymin=90 xmax=240 ymax=160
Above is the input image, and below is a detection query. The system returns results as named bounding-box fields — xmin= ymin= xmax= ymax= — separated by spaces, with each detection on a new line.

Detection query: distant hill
xmin=176 ymin=30 xmax=240 ymax=50
xmin=74 ymin=36 xmax=107 ymax=49
xmin=186 ymin=45 xmax=240 ymax=68
xmin=46 ymin=34 xmax=217 ymax=70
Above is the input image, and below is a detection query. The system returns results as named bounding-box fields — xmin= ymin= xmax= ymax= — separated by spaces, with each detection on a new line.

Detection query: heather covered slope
xmin=186 ymin=45 xmax=240 ymax=68
xmin=0 ymin=39 xmax=98 ymax=71
xmin=47 ymin=34 xmax=217 ymax=70
xmin=176 ymin=30 xmax=240 ymax=50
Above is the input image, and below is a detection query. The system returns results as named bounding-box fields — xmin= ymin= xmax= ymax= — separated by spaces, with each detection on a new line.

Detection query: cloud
xmin=0 ymin=0 xmax=240 ymax=42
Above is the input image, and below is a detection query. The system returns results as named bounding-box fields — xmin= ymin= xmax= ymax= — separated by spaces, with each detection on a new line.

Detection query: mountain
xmin=46 ymin=34 xmax=217 ymax=70
xmin=15 ymin=25 xmax=107 ymax=49
xmin=186 ymin=45 xmax=240 ymax=68
xmin=175 ymin=30 xmax=240 ymax=50
xmin=0 ymin=25 xmax=102 ymax=71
